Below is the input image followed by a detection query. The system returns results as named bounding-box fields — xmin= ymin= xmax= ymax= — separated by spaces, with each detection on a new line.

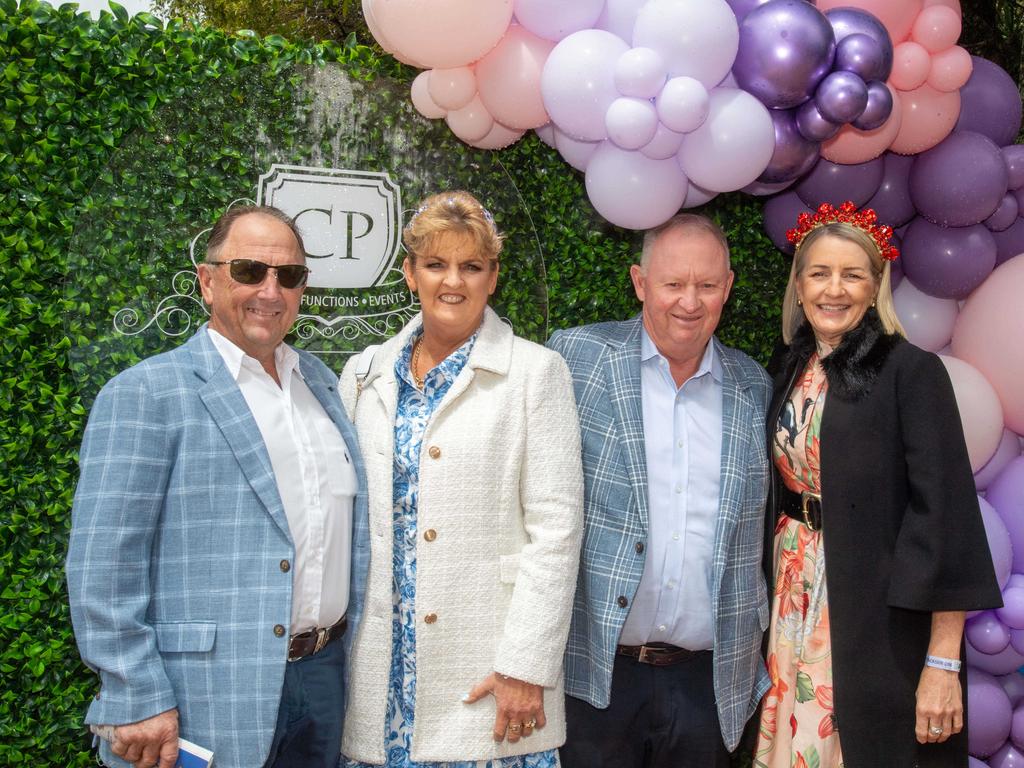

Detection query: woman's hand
xmin=464 ymin=672 xmax=547 ymax=744
xmin=915 ymin=666 xmax=963 ymax=744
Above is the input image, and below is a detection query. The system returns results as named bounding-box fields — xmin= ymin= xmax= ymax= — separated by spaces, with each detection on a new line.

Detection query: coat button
xmin=428 ymin=445 xmax=441 ymax=459
xmin=616 ymin=596 xmax=629 ymax=608
xmin=635 ymin=541 xmax=644 ymax=554
xmin=423 ymin=529 xmax=437 ymax=542
xmin=280 ymin=559 xmax=291 ymax=573
xmin=94 ymin=691 xmax=101 ymax=700
xmin=424 ymin=612 xmax=438 ymax=624
xmin=273 ymin=624 xmax=286 ymax=637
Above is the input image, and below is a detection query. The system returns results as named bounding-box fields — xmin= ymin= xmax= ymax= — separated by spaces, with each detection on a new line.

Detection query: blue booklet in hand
xmin=90 ymin=725 xmax=215 ymax=768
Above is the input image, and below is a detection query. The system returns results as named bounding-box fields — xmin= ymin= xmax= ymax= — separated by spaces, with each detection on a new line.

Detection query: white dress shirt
xmin=208 ymin=328 xmax=356 ymax=634
xmin=619 ymin=329 xmax=723 ymax=650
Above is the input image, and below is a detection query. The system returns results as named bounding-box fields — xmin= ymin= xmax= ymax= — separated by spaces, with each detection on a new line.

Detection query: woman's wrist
xmin=925 ymin=654 xmax=962 ymax=672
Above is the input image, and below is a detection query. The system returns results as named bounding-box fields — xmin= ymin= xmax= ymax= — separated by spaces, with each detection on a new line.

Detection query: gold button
xmin=280 ymin=559 xmax=291 ymax=573
xmin=94 ymin=691 xmax=101 ymax=700
xmin=424 ymin=612 xmax=438 ymax=624
xmin=424 ymin=529 xmax=437 ymax=542
xmin=273 ymin=624 xmax=286 ymax=637
xmin=428 ymin=445 xmax=441 ymax=459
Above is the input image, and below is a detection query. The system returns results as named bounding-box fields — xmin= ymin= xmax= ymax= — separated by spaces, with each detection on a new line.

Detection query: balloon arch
xmin=365 ymin=0 xmax=1024 ymax=762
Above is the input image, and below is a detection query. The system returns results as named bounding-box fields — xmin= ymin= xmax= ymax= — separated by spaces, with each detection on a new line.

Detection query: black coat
xmin=765 ymin=311 xmax=1002 ymax=768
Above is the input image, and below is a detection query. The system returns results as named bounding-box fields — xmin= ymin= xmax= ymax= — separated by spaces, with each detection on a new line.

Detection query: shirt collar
xmin=640 ymin=327 xmax=722 ymax=384
xmin=207 ymin=327 xmax=300 ymax=382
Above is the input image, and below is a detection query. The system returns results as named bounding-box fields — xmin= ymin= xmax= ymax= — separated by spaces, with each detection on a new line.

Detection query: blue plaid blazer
xmin=548 ymin=317 xmax=771 ymax=751
xmin=66 ymin=326 xmax=370 ymax=768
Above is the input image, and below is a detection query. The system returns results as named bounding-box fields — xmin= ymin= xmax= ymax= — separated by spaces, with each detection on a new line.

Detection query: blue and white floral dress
xmin=346 ymin=330 xmax=559 ymax=768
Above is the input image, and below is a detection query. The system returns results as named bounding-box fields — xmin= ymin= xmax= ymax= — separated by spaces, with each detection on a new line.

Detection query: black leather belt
xmin=288 ymin=614 xmax=347 ymax=662
xmin=780 ymin=487 xmax=822 ymax=532
xmin=616 ymin=643 xmax=707 ymax=666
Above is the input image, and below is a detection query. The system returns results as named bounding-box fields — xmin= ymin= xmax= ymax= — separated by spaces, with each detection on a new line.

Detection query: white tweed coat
xmin=338 ymin=307 xmax=584 ymax=763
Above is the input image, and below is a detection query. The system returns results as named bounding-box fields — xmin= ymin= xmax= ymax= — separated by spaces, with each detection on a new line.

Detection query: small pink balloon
xmin=939 ymin=356 xmax=1004 ymax=472
xmin=821 ymin=83 xmax=903 ymax=164
xmin=476 ymin=24 xmax=555 ymax=130
xmin=889 ymin=84 xmax=960 ymax=155
xmin=817 ymin=0 xmax=923 ymax=44
xmin=928 ymin=45 xmax=973 ymax=93
xmin=410 ymin=71 xmax=447 ymax=119
xmin=911 ymin=5 xmax=962 ymax=53
xmin=1000 ymin=587 xmax=1024 ymax=631
xmin=428 ymin=66 xmax=477 ymax=111
xmin=981 ymin=496 xmax=1014 ymax=590
xmin=466 ymin=121 xmax=526 ymax=150
xmin=977 ymin=430 xmax=1023 ymax=492
xmin=924 ymin=0 xmax=961 ymax=14
xmin=445 ymin=95 xmax=494 ymax=144
xmin=970 ymin=611 xmax=1013 ymax=654
xmin=891 ymin=41 xmax=932 ymax=91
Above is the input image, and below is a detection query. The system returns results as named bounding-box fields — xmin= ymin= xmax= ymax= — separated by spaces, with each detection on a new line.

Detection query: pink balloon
xmin=514 ymin=0 xmax=604 ymax=42
xmin=992 ymin=742 xmax=1024 ymax=768
xmin=939 ymin=355 xmax=1004 ymax=472
xmin=428 ymin=66 xmax=477 ymax=111
xmin=891 ymin=41 xmax=931 ymax=91
xmin=821 ymin=82 xmax=903 ymax=165
xmin=970 ymin=610 xmax=1013 ymax=654
xmin=952 ymin=256 xmax=1024 ymax=433
xmin=476 ymin=24 xmax=555 ymax=130
xmin=1001 ymin=672 xmax=1024 ymax=707
xmin=368 ymin=0 xmax=513 ymax=69
xmin=467 ymin=121 xmax=526 ymax=149
xmin=585 ymin=141 xmax=689 ymax=229
xmin=553 ymin=126 xmax=600 ymax=171
xmin=889 ymin=84 xmax=960 ymax=155
xmin=410 ymin=71 xmax=446 ymax=119
xmin=981 ymin=496 xmax=1014 ymax=589
xmin=817 ymin=0 xmax=923 ymax=44
xmin=924 ymin=0 xmax=961 ymax=14
xmin=977 ymin=430 xmax=1023 ymax=492
xmin=911 ymin=5 xmax=962 ymax=52
xmin=928 ymin=45 xmax=973 ymax=93
xmin=445 ymin=95 xmax=494 ymax=143
xmin=893 ymin=279 xmax=958 ymax=351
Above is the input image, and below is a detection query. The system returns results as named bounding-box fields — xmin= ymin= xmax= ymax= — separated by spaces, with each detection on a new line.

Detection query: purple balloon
xmin=1002 ymin=672 xmax=1024 ymax=708
xmin=1002 ymin=587 xmax=1024 ymax=631
xmin=970 ymin=611 xmax=1013 ymax=655
xmin=992 ymin=217 xmax=1024 ymax=266
xmin=834 ymin=33 xmax=888 ymax=84
xmin=796 ymin=155 xmax=884 ymax=208
xmin=1012 ymin=627 xmax=1024 ymax=656
xmin=970 ymin=639 xmax=1024 ymax=676
xmin=977 ymin=430 xmax=1023 ymax=491
xmin=852 ymin=80 xmax=893 ymax=131
xmin=901 ymin=217 xmax=997 ymax=299
xmin=825 ymin=7 xmax=893 ymax=82
xmin=989 ymin=195 xmax=1021 ymax=233
xmin=1004 ymin=145 xmax=1024 ymax=189
xmin=1015 ymin=704 xmax=1024 ymax=750
xmin=726 ymin=0 xmax=772 ymax=23
xmin=814 ymin=70 xmax=868 ymax=124
xmin=981 ymin=496 xmax=1014 ymax=589
xmin=956 ymin=56 xmax=1024 ymax=148
xmin=865 ymin=152 xmax=916 ymax=228
xmin=969 ymin=667 xmax=1014 ymax=757
xmin=989 ymin=457 xmax=1024 ymax=572
xmin=973 ymin=759 xmax=994 ymax=768
xmin=733 ymin=0 xmax=836 ymax=109
xmin=889 ymin=241 xmax=904 ymax=287
xmin=910 ymin=131 xmax=1010 ymax=227
xmin=795 ymin=99 xmax=841 ymax=141
xmin=992 ymin=742 xmax=1024 ymax=768
xmin=759 ymin=108 xmax=821 ymax=184
xmin=763 ymin=190 xmax=812 ymax=253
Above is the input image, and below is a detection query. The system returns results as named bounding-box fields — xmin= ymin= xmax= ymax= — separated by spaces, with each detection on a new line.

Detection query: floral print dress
xmin=346 ymin=331 xmax=558 ymax=768
xmin=754 ymin=353 xmax=844 ymax=768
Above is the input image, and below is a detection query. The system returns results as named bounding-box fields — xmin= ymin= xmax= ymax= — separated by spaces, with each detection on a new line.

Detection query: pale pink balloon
xmin=923 ymin=0 xmax=961 ymax=15
xmin=428 ymin=66 xmax=477 ymax=111
xmin=890 ymin=41 xmax=931 ymax=91
xmin=476 ymin=24 xmax=555 ymax=130
xmin=467 ymin=121 xmax=526 ymax=149
xmin=952 ymin=255 xmax=1024 ymax=433
xmin=821 ymin=82 xmax=903 ymax=164
xmin=889 ymin=84 xmax=960 ymax=155
xmin=927 ymin=45 xmax=973 ymax=92
xmin=534 ymin=122 xmax=557 ymax=147
xmin=370 ymin=0 xmax=514 ymax=69
xmin=445 ymin=95 xmax=495 ymax=144
xmin=893 ymin=279 xmax=959 ymax=352
xmin=816 ymin=0 xmax=923 ymax=44
xmin=939 ymin=355 xmax=1004 ymax=472
xmin=411 ymin=71 xmax=447 ymax=119
xmin=911 ymin=5 xmax=962 ymax=52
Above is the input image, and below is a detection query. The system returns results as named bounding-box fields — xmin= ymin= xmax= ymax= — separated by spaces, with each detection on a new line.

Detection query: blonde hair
xmin=403 ymin=190 xmax=504 ymax=265
xmin=781 ymin=222 xmax=905 ymax=344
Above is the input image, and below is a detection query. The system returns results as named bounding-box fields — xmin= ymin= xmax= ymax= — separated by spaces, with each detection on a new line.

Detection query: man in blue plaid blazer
xmin=548 ymin=214 xmax=771 ymax=767
xmin=66 ymin=207 xmax=369 ymax=768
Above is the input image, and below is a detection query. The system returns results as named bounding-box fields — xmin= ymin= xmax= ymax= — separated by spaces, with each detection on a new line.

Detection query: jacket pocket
xmin=499 ymin=553 xmax=521 ymax=584
xmin=153 ymin=621 xmax=217 ymax=653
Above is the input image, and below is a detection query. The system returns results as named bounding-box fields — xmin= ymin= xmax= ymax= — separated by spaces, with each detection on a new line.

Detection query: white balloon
xmin=641 ymin=122 xmax=686 ymax=159
xmin=515 ymin=0 xmax=605 ymax=42
xmin=585 ymin=141 xmax=689 ymax=229
xmin=534 ymin=122 xmax=557 ymax=148
xmin=682 ymin=182 xmax=717 ymax=209
xmin=614 ymin=47 xmax=668 ymax=99
xmin=657 ymin=76 xmax=710 ymax=134
xmin=554 ymin=126 xmax=601 ymax=171
xmin=411 ymin=71 xmax=446 ymax=120
xmin=595 ymin=0 xmax=647 ymax=42
xmin=893 ymin=279 xmax=959 ymax=352
xmin=605 ymin=97 xmax=659 ymax=150
xmin=632 ymin=0 xmax=740 ymax=89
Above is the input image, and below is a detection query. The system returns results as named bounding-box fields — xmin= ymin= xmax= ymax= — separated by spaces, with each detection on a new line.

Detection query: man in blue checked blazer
xmin=548 ymin=213 xmax=771 ymax=768
xmin=66 ymin=206 xmax=369 ymax=768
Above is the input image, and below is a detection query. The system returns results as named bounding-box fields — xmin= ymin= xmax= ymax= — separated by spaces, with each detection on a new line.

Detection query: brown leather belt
xmin=616 ymin=643 xmax=707 ymax=666
xmin=780 ymin=487 xmax=822 ymax=532
xmin=288 ymin=615 xmax=347 ymax=662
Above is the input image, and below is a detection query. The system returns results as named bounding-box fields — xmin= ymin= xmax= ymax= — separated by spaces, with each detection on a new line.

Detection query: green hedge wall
xmin=0 ymin=1 xmax=784 ymax=762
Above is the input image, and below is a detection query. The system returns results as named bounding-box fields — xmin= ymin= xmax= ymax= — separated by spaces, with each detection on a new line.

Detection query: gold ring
xmin=509 ymin=723 xmax=522 ymax=733
xmin=525 ymin=718 xmax=537 ymax=728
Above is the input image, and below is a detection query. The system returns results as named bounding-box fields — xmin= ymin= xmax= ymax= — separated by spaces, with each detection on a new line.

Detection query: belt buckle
xmin=312 ymin=626 xmax=330 ymax=655
xmin=801 ymin=491 xmax=821 ymax=532
xmin=637 ymin=644 xmax=652 ymax=664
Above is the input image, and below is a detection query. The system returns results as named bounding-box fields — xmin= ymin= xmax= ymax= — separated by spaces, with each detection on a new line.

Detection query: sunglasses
xmin=205 ymin=258 xmax=310 ymax=289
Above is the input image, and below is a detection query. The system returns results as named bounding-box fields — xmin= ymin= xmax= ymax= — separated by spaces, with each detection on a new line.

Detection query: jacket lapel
xmin=604 ymin=318 xmax=649 ymax=528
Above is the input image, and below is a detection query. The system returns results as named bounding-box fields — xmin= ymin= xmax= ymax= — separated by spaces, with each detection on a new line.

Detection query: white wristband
xmin=926 ymin=654 xmax=962 ymax=672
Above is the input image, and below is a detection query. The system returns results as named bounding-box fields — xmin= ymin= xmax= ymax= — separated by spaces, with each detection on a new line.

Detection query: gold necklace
xmin=412 ymin=337 xmax=425 ymax=389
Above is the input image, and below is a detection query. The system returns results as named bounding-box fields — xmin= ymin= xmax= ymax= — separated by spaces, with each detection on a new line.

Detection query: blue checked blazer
xmin=548 ymin=317 xmax=771 ymax=751
xmin=65 ymin=326 xmax=370 ymax=768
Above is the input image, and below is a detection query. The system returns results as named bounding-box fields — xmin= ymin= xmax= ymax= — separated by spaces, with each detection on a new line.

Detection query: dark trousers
xmin=561 ymin=651 xmax=730 ymax=768
xmin=264 ymin=636 xmax=346 ymax=768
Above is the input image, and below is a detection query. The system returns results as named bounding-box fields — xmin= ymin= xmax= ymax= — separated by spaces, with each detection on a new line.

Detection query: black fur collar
xmin=786 ymin=309 xmax=903 ymax=401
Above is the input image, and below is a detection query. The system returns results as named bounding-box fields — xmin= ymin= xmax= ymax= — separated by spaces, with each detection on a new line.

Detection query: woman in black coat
xmin=752 ymin=203 xmax=1002 ymax=768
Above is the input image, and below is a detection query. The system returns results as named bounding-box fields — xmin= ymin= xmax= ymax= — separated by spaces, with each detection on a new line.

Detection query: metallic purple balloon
xmin=762 ymin=190 xmax=813 ymax=253
xmin=814 ymin=70 xmax=868 ymax=124
xmin=865 ymin=152 xmax=916 ymax=228
xmin=955 ymin=56 xmax=1024 ymax=148
xmin=834 ymin=33 xmax=888 ymax=84
xmin=889 ymin=234 xmax=904 ymax=288
xmin=726 ymin=0 xmax=772 ymax=24
xmin=852 ymin=80 xmax=893 ymax=131
xmin=902 ymin=217 xmax=997 ymax=299
xmin=796 ymin=155 xmax=884 ymax=208
xmin=795 ymin=99 xmax=841 ymax=142
xmin=986 ymin=194 xmax=1020 ymax=233
xmin=732 ymin=0 xmax=836 ymax=109
xmin=758 ymin=108 xmax=821 ymax=184
xmin=825 ymin=7 xmax=893 ymax=82
xmin=1003 ymin=145 xmax=1024 ymax=190
xmin=910 ymin=131 xmax=1009 ymax=227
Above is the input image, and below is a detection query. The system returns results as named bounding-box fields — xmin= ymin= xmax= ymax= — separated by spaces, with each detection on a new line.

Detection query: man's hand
xmin=111 ymin=708 xmax=179 ymax=768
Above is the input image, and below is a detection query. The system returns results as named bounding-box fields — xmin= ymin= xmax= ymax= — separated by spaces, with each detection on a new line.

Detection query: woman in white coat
xmin=340 ymin=191 xmax=584 ymax=768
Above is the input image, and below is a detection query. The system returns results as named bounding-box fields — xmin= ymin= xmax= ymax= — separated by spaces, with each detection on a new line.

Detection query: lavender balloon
xmin=1004 ymin=145 xmax=1024 ymax=190
xmin=763 ymin=191 xmax=813 ymax=253
xmin=759 ymin=108 xmax=821 ymax=184
xmin=910 ymin=131 xmax=1009 ymax=228
xmin=726 ymin=0 xmax=773 ymax=23
xmin=866 ymin=152 xmax=916 ymax=228
xmin=969 ymin=639 xmax=1024 ymax=676
xmin=968 ymin=611 xmax=1013 ymax=655
xmin=825 ymin=7 xmax=893 ymax=82
xmin=992 ymin=218 xmax=1024 ymax=266
xmin=980 ymin=496 xmax=1014 ymax=589
xmin=852 ymin=80 xmax=893 ymax=131
xmin=968 ymin=667 xmax=1014 ymax=758
xmin=732 ymin=0 xmax=836 ymax=109
xmin=991 ymin=742 xmax=1024 ymax=768
xmin=956 ymin=56 xmax=1024 ymax=148
xmin=796 ymin=156 xmax=884 ymax=208
xmin=988 ymin=195 xmax=1021 ymax=233
xmin=976 ymin=430 xmax=1023 ymax=492
xmin=796 ymin=98 xmax=841 ymax=142
xmin=989 ymin=457 xmax=1024 ymax=572
xmin=814 ymin=70 xmax=869 ymax=124
xmin=901 ymin=218 xmax=997 ymax=299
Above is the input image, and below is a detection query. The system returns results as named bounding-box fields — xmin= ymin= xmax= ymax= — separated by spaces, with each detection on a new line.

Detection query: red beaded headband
xmin=786 ymin=201 xmax=899 ymax=262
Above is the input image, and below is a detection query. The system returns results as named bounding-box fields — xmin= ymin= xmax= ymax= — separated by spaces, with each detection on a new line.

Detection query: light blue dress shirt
xmin=618 ymin=329 xmax=723 ymax=650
